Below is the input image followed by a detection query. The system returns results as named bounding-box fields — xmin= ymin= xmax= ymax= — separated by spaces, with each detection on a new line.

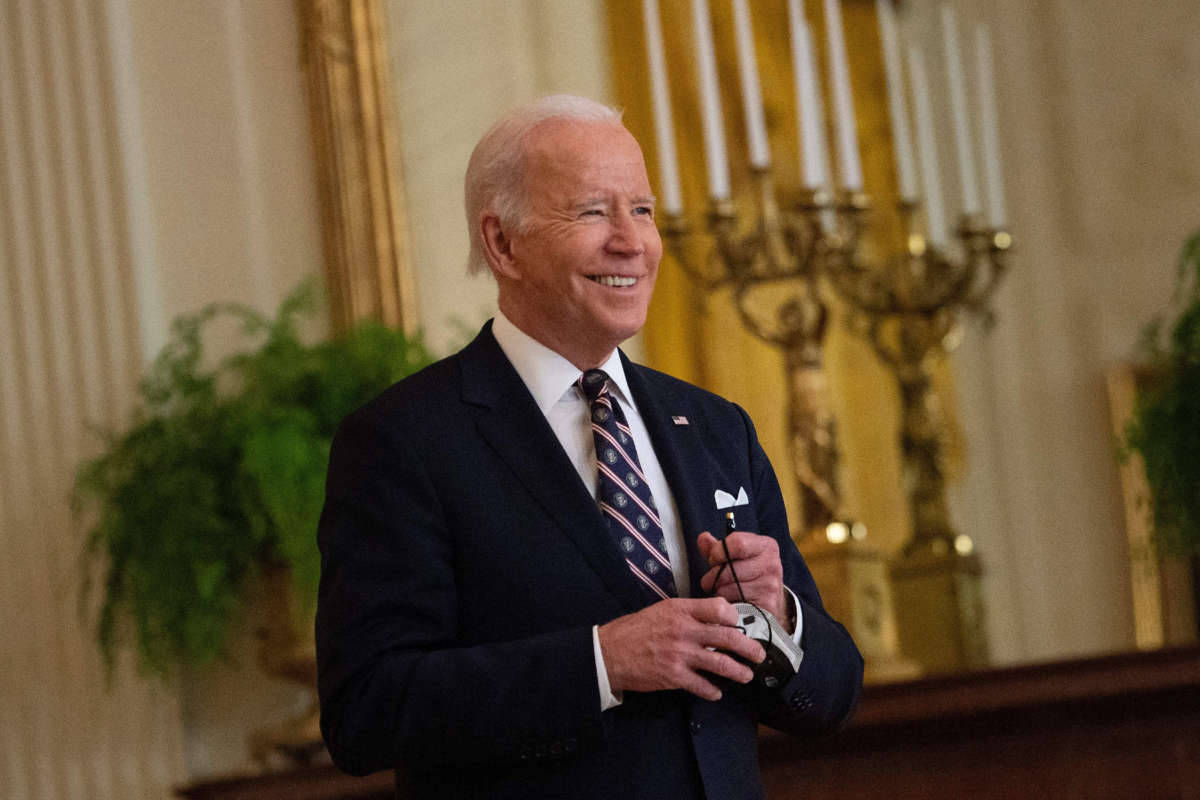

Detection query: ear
xmin=480 ymin=213 xmax=521 ymax=280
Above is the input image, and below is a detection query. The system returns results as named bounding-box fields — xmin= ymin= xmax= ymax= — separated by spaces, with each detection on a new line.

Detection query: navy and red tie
xmin=577 ymin=369 xmax=675 ymax=599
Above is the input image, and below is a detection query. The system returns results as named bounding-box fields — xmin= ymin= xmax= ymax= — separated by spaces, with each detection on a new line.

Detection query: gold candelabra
xmin=825 ymin=203 xmax=1011 ymax=558
xmin=663 ymin=174 xmax=1010 ymax=676
xmin=662 ymin=168 xmax=869 ymax=537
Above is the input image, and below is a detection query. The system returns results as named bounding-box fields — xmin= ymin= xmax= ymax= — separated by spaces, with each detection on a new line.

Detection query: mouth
xmin=586 ymin=275 xmax=638 ymax=288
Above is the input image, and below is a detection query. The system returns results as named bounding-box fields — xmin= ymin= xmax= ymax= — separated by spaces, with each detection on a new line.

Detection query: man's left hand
xmin=697 ymin=530 xmax=788 ymax=626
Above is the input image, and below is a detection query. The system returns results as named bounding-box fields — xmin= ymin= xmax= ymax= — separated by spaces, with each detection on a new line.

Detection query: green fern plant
xmin=74 ymin=281 xmax=433 ymax=675
xmin=1123 ymin=230 xmax=1200 ymax=557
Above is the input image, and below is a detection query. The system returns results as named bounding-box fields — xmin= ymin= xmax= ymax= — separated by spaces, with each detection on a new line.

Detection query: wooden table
xmin=179 ymin=645 xmax=1200 ymax=799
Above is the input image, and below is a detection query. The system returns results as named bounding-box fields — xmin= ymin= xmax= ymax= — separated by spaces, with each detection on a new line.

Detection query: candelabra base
xmin=799 ymin=536 xmax=921 ymax=684
xmin=889 ymin=548 xmax=989 ymax=674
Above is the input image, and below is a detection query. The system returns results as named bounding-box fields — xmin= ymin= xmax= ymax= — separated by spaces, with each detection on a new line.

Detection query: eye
xmin=580 ymin=208 xmax=605 ymax=218
xmin=634 ymin=205 xmax=655 ymax=218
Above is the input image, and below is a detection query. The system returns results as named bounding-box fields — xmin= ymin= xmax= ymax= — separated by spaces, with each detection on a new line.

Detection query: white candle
xmin=732 ymin=0 xmax=770 ymax=169
xmin=876 ymin=0 xmax=917 ymax=201
xmin=940 ymin=4 xmax=980 ymax=216
xmin=822 ymin=0 xmax=862 ymax=190
xmin=691 ymin=0 xmax=730 ymax=200
xmin=641 ymin=0 xmax=683 ymax=215
xmin=788 ymin=0 xmax=830 ymax=190
xmin=907 ymin=44 xmax=948 ymax=246
xmin=975 ymin=24 xmax=1007 ymax=228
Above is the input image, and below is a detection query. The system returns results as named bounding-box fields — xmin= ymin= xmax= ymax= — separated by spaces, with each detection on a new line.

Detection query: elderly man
xmin=316 ymin=95 xmax=862 ymax=800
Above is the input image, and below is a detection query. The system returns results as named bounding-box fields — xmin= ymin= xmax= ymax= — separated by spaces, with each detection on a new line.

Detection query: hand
xmin=597 ymin=598 xmax=766 ymax=701
xmin=697 ymin=530 xmax=787 ymax=624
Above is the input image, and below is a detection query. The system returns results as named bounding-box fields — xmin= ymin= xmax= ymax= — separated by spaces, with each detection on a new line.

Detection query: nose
xmin=606 ymin=213 xmax=646 ymax=256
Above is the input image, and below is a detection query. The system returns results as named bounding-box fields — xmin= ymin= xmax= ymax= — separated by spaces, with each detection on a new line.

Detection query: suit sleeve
xmin=315 ymin=408 xmax=608 ymax=776
xmin=733 ymin=405 xmax=864 ymax=735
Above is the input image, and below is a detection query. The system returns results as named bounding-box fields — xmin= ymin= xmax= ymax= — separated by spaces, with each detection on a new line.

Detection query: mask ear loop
xmin=713 ymin=511 xmax=747 ymax=603
xmin=713 ymin=511 xmax=774 ymax=650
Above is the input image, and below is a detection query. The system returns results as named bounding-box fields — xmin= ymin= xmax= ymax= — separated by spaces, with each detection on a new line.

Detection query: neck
xmin=496 ymin=302 xmax=618 ymax=372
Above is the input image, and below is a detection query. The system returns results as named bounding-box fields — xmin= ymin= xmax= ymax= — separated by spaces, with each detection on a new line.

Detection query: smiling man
xmin=316 ymin=95 xmax=862 ymax=800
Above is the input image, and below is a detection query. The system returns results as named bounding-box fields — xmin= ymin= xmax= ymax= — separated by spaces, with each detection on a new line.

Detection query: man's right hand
xmin=597 ymin=597 xmax=766 ymax=701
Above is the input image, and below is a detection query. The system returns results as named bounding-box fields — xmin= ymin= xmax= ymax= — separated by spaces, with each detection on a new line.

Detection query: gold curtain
xmin=606 ymin=0 xmax=964 ymax=555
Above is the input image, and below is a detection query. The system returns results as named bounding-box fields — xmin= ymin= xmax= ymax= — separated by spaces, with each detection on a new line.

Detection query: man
xmin=316 ymin=95 xmax=862 ymax=800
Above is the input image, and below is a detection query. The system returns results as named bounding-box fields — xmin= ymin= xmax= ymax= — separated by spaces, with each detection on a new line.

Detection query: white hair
xmin=464 ymin=94 xmax=624 ymax=275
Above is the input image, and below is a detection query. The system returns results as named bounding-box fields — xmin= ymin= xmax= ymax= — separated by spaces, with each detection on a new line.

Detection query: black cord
xmin=715 ymin=511 xmax=774 ymax=650
xmin=718 ymin=536 xmax=748 ymax=603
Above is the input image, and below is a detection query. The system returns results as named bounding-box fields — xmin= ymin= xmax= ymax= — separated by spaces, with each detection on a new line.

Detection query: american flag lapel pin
xmin=671 ymin=415 xmax=689 ymax=426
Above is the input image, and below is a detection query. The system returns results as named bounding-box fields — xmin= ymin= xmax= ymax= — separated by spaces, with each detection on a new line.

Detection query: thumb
xmin=696 ymin=531 xmax=718 ymax=559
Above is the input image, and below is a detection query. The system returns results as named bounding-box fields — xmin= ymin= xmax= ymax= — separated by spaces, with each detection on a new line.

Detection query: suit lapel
xmin=622 ymin=356 xmax=714 ymax=597
xmin=459 ymin=324 xmax=650 ymax=613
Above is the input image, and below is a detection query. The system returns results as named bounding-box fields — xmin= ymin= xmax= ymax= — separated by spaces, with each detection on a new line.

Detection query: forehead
xmin=520 ymin=120 xmax=650 ymax=201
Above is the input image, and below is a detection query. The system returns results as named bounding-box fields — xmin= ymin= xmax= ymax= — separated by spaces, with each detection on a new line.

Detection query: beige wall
xmin=896 ymin=0 xmax=1199 ymax=665
xmin=2 ymin=0 xmax=1198 ymax=795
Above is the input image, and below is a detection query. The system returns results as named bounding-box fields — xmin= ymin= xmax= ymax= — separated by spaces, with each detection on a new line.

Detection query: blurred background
xmin=1 ymin=1 xmax=1197 ymax=797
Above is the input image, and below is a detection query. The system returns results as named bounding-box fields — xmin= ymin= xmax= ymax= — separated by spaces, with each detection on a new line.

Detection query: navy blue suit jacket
xmin=316 ymin=322 xmax=862 ymax=799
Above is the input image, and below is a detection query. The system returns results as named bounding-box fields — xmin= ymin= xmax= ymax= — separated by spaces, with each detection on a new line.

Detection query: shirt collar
xmin=492 ymin=310 xmax=634 ymax=414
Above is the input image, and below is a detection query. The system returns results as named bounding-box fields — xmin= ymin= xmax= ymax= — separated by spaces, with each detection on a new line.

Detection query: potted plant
xmin=1122 ymin=230 xmax=1200 ymax=558
xmin=74 ymin=280 xmax=433 ymax=679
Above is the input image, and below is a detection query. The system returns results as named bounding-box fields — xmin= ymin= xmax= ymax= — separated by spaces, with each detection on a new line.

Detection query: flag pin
xmin=671 ymin=415 xmax=689 ymax=425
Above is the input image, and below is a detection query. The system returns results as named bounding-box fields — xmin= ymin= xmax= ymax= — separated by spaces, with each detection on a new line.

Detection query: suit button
xmin=689 ymin=720 xmax=702 ymax=734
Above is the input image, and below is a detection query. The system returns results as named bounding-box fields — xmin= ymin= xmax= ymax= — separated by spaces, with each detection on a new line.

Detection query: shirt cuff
xmin=592 ymin=625 xmax=623 ymax=711
xmin=784 ymin=585 xmax=804 ymax=646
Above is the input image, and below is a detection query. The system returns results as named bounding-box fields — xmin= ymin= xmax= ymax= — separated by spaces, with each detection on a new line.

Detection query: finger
xmin=699 ymin=564 xmax=726 ymax=594
xmin=693 ymin=647 xmax=756 ymax=685
xmin=680 ymin=596 xmax=738 ymax=627
xmin=708 ymin=557 xmax=778 ymax=587
xmin=703 ymin=622 xmax=766 ymax=664
xmin=708 ymin=570 xmax=781 ymax=599
xmin=698 ymin=531 xmax=749 ymax=568
xmin=679 ymin=670 xmax=725 ymax=701
xmin=720 ymin=531 xmax=776 ymax=561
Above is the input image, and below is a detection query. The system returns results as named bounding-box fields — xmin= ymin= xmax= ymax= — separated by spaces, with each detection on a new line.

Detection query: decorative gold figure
xmin=662 ymin=172 xmax=858 ymax=536
xmin=827 ymin=201 xmax=1011 ymax=671
xmin=828 ymin=203 xmax=1011 ymax=557
xmin=664 ymin=176 xmax=919 ymax=683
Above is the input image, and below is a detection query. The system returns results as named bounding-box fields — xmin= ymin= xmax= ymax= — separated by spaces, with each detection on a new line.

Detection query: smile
xmin=587 ymin=275 xmax=637 ymax=287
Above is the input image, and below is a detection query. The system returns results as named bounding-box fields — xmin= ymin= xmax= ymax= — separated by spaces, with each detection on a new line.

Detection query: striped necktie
xmin=577 ymin=369 xmax=675 ymax=599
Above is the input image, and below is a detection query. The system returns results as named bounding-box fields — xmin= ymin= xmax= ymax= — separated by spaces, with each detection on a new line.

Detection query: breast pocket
xmin=709 ymin=484 xmax=756 ymax=536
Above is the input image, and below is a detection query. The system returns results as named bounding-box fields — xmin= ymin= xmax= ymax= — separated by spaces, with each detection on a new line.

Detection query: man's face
xmin=493 ymin=120 xmax=662 ymax=369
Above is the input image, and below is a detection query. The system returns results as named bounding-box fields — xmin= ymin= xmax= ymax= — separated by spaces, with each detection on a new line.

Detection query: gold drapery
xmin=606 ymin=0 xmax=964 ymax=554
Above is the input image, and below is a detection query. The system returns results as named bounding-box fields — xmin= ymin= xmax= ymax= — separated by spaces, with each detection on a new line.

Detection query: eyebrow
xmin=569 ymin=195 xmax=657 ymax=209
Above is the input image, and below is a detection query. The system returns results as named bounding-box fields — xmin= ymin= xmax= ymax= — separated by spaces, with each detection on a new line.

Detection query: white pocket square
xmin=714 ymin=487 xmax=749 ymax=509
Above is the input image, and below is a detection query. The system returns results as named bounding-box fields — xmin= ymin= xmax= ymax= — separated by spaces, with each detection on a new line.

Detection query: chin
xmin=607 ymin=314 xmax=649 ymax=344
